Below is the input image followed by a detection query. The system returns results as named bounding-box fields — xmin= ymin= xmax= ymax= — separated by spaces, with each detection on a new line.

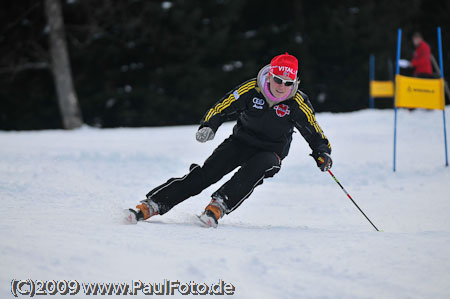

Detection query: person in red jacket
xmin=398 ymin=32 xmax=433 ymax=77
xmin=411 ymin=32 xmax=433 ymax=77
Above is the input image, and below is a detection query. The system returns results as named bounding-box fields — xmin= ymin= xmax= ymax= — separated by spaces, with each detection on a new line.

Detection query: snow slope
xmin=1 ymin=108 xmax=450 ymax=298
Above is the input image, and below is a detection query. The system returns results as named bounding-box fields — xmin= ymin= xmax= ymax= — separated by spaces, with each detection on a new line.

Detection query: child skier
xmin=125 ymin=53 xmax=332 ymax=227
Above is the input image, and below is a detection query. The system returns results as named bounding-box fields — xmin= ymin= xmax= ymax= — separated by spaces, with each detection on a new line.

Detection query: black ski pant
xmin=146 ymin=136 xmax=282 ymax=215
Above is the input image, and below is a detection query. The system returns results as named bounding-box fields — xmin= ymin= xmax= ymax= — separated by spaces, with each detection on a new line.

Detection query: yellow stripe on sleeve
xmin=205 ymin=80 xmax=256 ymax=122
xmin=294 ymin=93 xmax=327 ymax=139
xmin=205 ymin=93 xmax=234 ymax=122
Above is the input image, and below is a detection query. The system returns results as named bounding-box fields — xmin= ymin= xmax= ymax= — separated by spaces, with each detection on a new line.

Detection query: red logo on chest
xmin=274 ymin=104 xmax=290 ymax=117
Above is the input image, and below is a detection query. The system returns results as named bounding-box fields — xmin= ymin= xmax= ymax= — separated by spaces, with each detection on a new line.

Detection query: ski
xmin=123 ymin=209 xmax=142 ymax=224
xmin=196 ymin=213 xmax=218 ymax=228
xmin=123 ymin=208 xmax=216 ymax=228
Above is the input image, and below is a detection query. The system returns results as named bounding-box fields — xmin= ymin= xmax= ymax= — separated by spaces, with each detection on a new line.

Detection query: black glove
xmin=311 ymin=152 xmax=332 ymax=172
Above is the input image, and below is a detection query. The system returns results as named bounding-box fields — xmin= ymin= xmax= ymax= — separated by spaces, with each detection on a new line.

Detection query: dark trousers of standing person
xmin=146 ymin=136 xmax=282 ymax=215
xmin=415 ymin=73 xmax=436 ymax=79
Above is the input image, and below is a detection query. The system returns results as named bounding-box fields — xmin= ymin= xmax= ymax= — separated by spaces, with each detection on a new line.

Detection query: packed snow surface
xmin=1 ymin=108 xmax=450 ymax=298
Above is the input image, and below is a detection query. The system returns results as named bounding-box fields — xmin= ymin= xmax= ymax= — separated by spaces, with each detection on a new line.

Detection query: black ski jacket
xmin=200 ymin=78 xmax=331 ymax=159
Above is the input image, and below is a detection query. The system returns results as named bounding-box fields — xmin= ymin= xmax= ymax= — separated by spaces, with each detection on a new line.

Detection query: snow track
xmin=1 ymin=108 xmax=450 ymax=298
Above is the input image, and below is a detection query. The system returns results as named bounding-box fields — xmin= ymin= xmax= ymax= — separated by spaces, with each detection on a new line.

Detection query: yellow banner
xmin=395 ymin=75 xmax=445 ymax=110
xmin=370 ymin=80 xmax=394 ymax=98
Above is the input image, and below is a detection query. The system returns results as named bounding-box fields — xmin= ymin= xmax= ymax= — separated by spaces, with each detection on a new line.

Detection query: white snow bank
xmin=1 ymin=108 xmax=449 ymax=298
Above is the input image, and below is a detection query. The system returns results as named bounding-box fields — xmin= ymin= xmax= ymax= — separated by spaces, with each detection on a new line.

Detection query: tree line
xmin=1 ymin=0 xmax=449 ymax=130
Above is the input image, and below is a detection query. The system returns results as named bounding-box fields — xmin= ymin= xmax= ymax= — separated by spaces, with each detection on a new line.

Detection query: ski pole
xmin=327 ymin=169 xmax=380 ymax=232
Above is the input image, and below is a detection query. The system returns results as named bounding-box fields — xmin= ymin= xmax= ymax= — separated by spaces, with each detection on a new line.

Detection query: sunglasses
xmin=270 ymin=72 xmax=296 ymax=86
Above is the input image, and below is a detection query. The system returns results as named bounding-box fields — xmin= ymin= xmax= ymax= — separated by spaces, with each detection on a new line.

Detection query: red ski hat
xmin=270 ymin=52 xmax=298 ymax=80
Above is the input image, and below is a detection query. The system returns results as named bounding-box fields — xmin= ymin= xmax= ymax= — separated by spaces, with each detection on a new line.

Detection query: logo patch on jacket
xmin=274 ymin=104 xmax=290 ymax=117
xmin=252 ymin=97 xmax=265 ymax=109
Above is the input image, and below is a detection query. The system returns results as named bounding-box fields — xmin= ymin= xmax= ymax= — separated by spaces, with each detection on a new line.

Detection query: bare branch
xmin=0 ymin=62 xmax=49 ymax=74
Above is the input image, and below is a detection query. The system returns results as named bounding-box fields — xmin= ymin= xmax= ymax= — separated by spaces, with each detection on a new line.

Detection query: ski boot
xmin=198 ymin=196 xmax=227 ymax=228
xmin=125 ymin=198 xmax=159 ymax=224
